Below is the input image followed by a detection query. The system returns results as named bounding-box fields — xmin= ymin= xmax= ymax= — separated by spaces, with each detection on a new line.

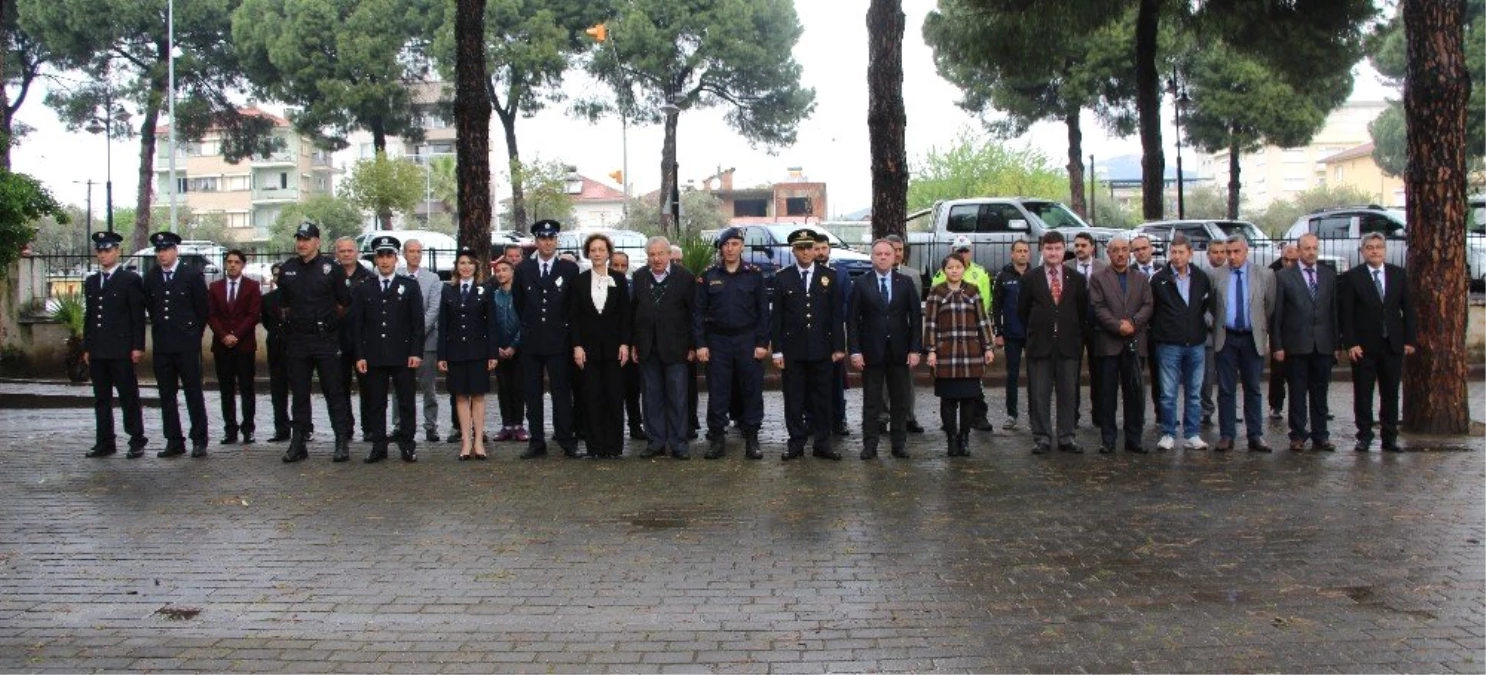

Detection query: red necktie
xmin=1049 ymin=267 xmax=1062 ymax=304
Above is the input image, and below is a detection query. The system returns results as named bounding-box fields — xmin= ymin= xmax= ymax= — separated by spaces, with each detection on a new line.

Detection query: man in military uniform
xmin=83 ymin=231 xmax=149 ymax=458
xmin=350 ymin=236 xmax=425 ymax=463
xmin=512 ymin=219 xmax=581 ymax=458
xmin=694 ymin=227 xmax=771 ymax=459
xmin=774 ymin=229 xmax=846 ymax=460
xmin=142 ymin=231 xmax=211 ymax=457
xmin=334 ymin=236 xmax=374 ymax=438
xmin=278 ymin=221 xmax=354 ymax=462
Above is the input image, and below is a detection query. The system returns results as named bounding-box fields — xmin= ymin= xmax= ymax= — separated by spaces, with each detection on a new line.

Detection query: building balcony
xmin=252 ymin=186 xmax=300 ymax=202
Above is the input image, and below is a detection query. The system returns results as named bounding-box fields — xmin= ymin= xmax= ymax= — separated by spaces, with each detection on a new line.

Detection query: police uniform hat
xmin=149 ymin=230 xmax=182 ymax=251
xmin=530 ymin=219 xmax=562 ymax=238
xmin=371 ymin=235 xmax=401 ymax=254
xmin=787 ymin=228 xmax=817 ymax=248
xmin=294 ymin=221 xmax=321 ymax=239
xmin=714 ymin=226 xmax=744 ymax=249
xmin=91 ymin=230 xmax=124 ymax=251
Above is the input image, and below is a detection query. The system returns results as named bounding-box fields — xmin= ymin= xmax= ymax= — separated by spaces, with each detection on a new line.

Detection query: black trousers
xmin=939 ymin=397 xmax=975 ymax=437
xmin=1352 ymin=348 xmax=1404 ymax=444
xmin=1078 ymin=338 xmax=1102 ymax=426
xmin=267 ymin=341 xmax=292 ymax=436
xmin=214 ymin=349 xmax=256 ymax=435
xmin=783 ymin=357 xmax=833 ymax=450
xmin=288 ymin=336 xmax=352 ymax=440
xmin=154 ymin=349 xmax=208 ymax=446
xmin=622 ymin=361 xmax=643 ymax=434
xmin=862 ymin=362 xmax=911 ymax=450
xmin=496 ymin=357 xmax=524 ymax=427
xmin=1268 ymin=353 xmax=1287 ymax=412
xmin=364 ymin=363 xmax=416 ymax=446
xmin=1284 ymin=353 xmax=1334 ymax=443
xmin=1096 ymin=350 xmax=1146 ymax=448
xmin=91 ymin=357 xmax=146 ymax=448
xmin=581 ymin=357 xmax=626 ymax=456
xmin=521 ymin=351 xmax=575 ymax=449
xmin=338 ymin=349 xmax=364 ymax=435
xmin=1149 ymin=341 xmax=1164 ymax=424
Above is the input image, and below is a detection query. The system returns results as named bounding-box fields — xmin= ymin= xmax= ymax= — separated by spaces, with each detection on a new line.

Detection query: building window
xmin=225 ymin=175 xmax=251 ymax=191
xmin=1334 ymin=166 xmax=1345 ymax=182
xmin=733 ymin=198 xmax=767 ymax=217
xmin=785 ymin=197 xmax=812 ymax=217
xmin=188 ymin=177 xmax=219 ymax=192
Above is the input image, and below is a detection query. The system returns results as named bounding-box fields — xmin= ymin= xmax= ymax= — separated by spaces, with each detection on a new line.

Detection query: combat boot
xmin=704 ymin=432 xmax=726 ymax=460
xmin=282 ymin=431 xmax=308 ymax=463
xmin=743 ymin=429 xmax=763 ymax=460
xmin=332 ymin=436 xmax=351 ymax=463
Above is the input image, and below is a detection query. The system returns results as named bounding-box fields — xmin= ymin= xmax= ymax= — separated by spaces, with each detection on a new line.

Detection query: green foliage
xmin=1172 ymin=186 xmax=1232 ymax=221
xmin=906 ymin=131 xmax=1068 ymax=212
xmin=428 ymin=155 xmax=458 ymax=211
xmin=269 ymin=195 xmax=364 ymax=251
xmin=422 ymin=212 xmax=458 ymax=236
xmin=49 ymin=292 xmax=84 ymax=338
xmin=232 ymin=0 xmax=433 ymax=152
xmin=1183 ymin=44 xmax=1350 ymax=157
xmin=498 ymin=157 xmax=574 ymax=228
xmin=0 ymin=169 xmax=66 ymax=271
xmin=1090 ymin=198 xmax=1138 ymax=230
xmin=614 ymin=191 xmax=728 ymax=238
xmin=27 ymin=205 xmax=90 ymax=256
xmin=1250 ymin=184 xmax=1377 ymax=237
xmin=340 ymin=152 xmax=424 ymax=230
xmin=678 ymin=234 xmax=715 ymax=276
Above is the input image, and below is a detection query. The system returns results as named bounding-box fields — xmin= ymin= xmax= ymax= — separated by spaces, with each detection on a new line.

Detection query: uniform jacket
xmin=512 ymin=254 xmax=580 ymax=356
xmin=1016 ymin=264 xmax=1089 ymax=360
xmin=83 ymin=266 xmax=146 ymax=359
xmin=570 ymin=270 xmax=633 ymax=362
xmin=278 ymin=254 xmax=352 ymax=335
xmin=771 ymin=263 xmax=844 ymax=361
xmin=848 ymin=269 xmax=923 ymax=366
xmin=207 ymin=276 xmax=262 ymax=354
xmin=991 ymin=263 xmax=1028 ymax=340
xmin=1149 ymin=264 xmax=1216 ymax=347
xmin=923 ymin=282 xmax=992 ymax=380
xmin=1209 ymin=262 xmax=1276 ymax=354
xmin=1272 ymin=262 xmax=1338 ymax=355
xmin=1088 ymin=266 xmax=1154 ymax=357
xmin=631 ymin=263 xmax=695 ymax=364
xmin=260 ymin=288 xmax=287 ymax=351
xmin=142 ymin=263 xmax=210 ymax=353
xmin=693 ymin=262 xmax=771 ymax=349
xmin=401 ymin=265 xmax=443 ymax=352
xmin=338 ymin=264 xmax=374 ymax=351
xmin=1338 ymin=262 xmax=1416 ymax=355
xmin=350 ymin=274 xmax=426 ymax=367
xmin=437 ymin=279 xmax=498 ymax=363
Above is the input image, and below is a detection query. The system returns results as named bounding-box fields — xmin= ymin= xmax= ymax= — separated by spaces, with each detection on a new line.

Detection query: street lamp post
xmin=659 ymin=100 xmax=680 ymax=235
xmin=1168 ymin=70 xmax=1191 ymax=219
xmin=85 ymin=90 xmax=131 ymax=234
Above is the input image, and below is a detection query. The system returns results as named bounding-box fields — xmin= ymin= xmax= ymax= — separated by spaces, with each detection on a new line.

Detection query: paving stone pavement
xmin=0 ymin=380 xmax=1483 ymax=673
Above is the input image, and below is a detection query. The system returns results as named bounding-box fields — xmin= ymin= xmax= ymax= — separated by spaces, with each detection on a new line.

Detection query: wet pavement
xmin=0 ymin=380 xmax=1482 ymax=673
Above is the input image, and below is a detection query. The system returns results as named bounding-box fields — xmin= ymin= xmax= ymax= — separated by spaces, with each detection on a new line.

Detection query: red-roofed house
xmin=499 ymin=170 xmax=629 ymax=229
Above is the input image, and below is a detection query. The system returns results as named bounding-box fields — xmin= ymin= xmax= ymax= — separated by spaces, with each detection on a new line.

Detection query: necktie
xmin=229 ymin=280 xmax=237 ymax=305
xmin=1375 ymin=270 xmax=1388 ymax=338
xmin=461 ymin=283 xmax=470 ymax=302
xmin=542 ymin=262 xmax=549 ymax=279
xmin=165 ymin=270 xmax=173 ymax=284
xmin=383 ymin=279 xmax=390 ymax=294
xmin=1234 ymin=268 xmax=1247 ymax=331
xmin=880 ymin=276 xmax=889 ymax=302
xmin=102 ymin=272 xmax=110 ymax=286
xmin=1305 ymin=268 xmax=1318 ymax=298
xmin=1049 ymin=267 xmax=1062 ymax=304
xmin=802 ymin=269 xmax=810 ymax=290
xmin=1081 ymin=263 xmax=1089 ymax=278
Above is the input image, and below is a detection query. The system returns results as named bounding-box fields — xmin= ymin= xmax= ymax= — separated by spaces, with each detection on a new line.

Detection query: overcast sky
xmin=10 ymin=0 xmax=1392 ymax=221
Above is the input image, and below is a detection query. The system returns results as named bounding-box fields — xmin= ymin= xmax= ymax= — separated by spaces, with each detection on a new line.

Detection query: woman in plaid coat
xmin=923 ymin=254 xmax=996 ymax=457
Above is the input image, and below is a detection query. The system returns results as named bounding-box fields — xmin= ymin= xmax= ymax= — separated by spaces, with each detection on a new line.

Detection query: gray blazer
xmin=1087 ymin=266 xmax=1153 ymax=356
xmin=1065 ymin=257 xmax=1108 ymax=282
xmin=1272 ymin=263 xmax=1337 ymax=356
xmin=1209 ymin=262 xmax=1276 ymax=354
xmin=401 ymin=265 xmax=444 ymax=352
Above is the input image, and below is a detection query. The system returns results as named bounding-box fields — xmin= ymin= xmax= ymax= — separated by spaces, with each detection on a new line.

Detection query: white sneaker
xmin=1185 ymin=436 xmax=1209 ymax=450
xmin=1157 ymin=435 xmax=1176 ymax=451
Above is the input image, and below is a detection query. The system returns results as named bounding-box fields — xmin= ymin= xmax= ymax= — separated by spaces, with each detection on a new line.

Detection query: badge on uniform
xmin=323 ymin=262 xmax=332 ymax=275
xmin=555 ymin=277 xmax=564 ymax=288
xmin=477 ymin=286 xmax=484 ymax=296
xmin=821 ymin=277 xmax=829 ymax=287
xmin=710 ymin=280 xmax=723 ymax=286
xmin=397 ymin=285 xmax=405 ymax=296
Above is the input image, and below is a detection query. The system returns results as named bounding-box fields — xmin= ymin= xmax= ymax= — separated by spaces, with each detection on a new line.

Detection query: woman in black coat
xmin=570 ymin=233 xmax=632 ymax=458
xmin=437 ymin=249 xmax=499 ymax=460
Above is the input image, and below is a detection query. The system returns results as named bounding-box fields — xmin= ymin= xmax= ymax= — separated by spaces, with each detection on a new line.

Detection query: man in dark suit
xmin=1272 ymin=232 xmax=1339 ymax=452
xmin=849 ymin=239 xmax=922 ymax=459
xmin=1065 ymin=232 xmax=1109 ymax=428
xmin=1017 ymin=231 xmax=1090 ymax=454
xmin=631 ymin=237 xmax=696 ymax=459
xmin=1267 ymin=244 xmax=1299 ymax=419
xmin=1339 ymin=232 xmax=1416 ymax=452
xmin=512 ymin=219 xmax=581 ymax=458
xmin=83 ymin=231 xmax=148 ymax=458
xmin=1088 ymin=235 xmax=1153 ymax=454
xmin=1131 ymin=234 xmax=1165 ymax=426
xmin=350 ymin=236 xmax=425 ymax=463
xmin=610 ymin=251 xmax=646 ymax=440
xmin=142 ymin=231 xmax=211 ymax=458
xmin=774 ymin=228 xmax=846 ymax=461
xmin=207 ymin=249 xmax=262 ymax=445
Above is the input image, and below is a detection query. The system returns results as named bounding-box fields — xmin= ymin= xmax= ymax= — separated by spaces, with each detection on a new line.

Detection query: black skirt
xmin=934 ymin=377 xmax=980 ymax=399
xmin=446 ymin=359 xmax=492 ymax=396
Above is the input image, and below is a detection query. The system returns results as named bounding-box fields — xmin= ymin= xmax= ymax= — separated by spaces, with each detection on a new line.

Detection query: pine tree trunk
xmin=132 ymin=71 xmax=165 ymax=253
xmin=371 ymin=126 xmax=393 ymax=231
xmin=454 ymin=0 xmax=492 ymax=266
xmin=1134 ymin=0 xmax=1164 ymax=221
xmin=1401 ymin=0 xmax=1471 ymax=434
xmin=660 ymin=112 xmax=678 ymax=236
xmin=867 ymin=0 xmax=906 ymax=239
xmin=1064 ymin=109 xmax=1086 ymax=219
xmin=1227 ymin=139 xmax=1241 ymax=220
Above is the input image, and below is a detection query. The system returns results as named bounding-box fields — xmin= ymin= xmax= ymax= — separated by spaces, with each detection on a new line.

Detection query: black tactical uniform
xmin=692 ymin=227 xmax=771 ymax=459
xmin=278 ymin=222 xmax=353 ymax=462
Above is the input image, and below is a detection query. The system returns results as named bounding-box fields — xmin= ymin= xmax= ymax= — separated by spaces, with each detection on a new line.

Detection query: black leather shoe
xmin=445 ymin=432 xmax=461 ymax=443
xmin=1247 ymin=440 xmax=1273 ymax=453
xmin=1383 ymin=443 xmax=1404 ymax=453
xmin=704 ymin=436 xmax=726 ymax=459
xmin=629 ymin=429 xmax=647 ymax=440
xmin=860 ymin=445 xmax=878 ymax=460
xmin=1032 ymin=444 xmax=1050 ymax=455
xmin=832 ymin=424 xmax=850 ymax=437
xmin=190 ymin=445 xmax=208 ymax=458
xmin=519 ymin=444 xmax=548 ymax=459
xmin=638 ymin=447 xmax=666 ymax=459
xmin=282 ymin=434 xmax=308 ymax=463
xmin=906 ymin=420 xmax=925 ymax=434
xmin=562 ymin=445 xmax=583 ymax=459
xmin=333 ymin=438 xmax=351 ymax=463
xmin=972 ymin=418 xmax=994 ymax=431
xmin=426 ymin=430 xmax=440 ymax=443
xmin=1099 ymin=444 xmax=1115 ymax=454
xmin=1354 ymin=441 xmax=1371 ymax=453
xmin=157 ymin=443 xmax=186 ymax=458
xmin=1126 ymin=443 xmax=1149 ymax=454
xmin=364 ymin=446 xmax=388 ymax=463
xmin=781 ymin=446 xmax=804 ymax=461
xmin=126 ymin=447 xmax=146 ymax=459
xmin=268 ymin=431 xmax=291 ymax=443
xmin=1314 ymin=440 xmax=1337 ymax=452
xmin=672 ymin=450 xmax=691 ymax=460
xmin=890 ymin=447 xmax=910 ymax=459
xmin=220 ymin=432 xmax=238 ymax=445
xmin=1059 ymin=443 xmax=1084 ymax=454
xmin=85 ymin=444 xmax=117 ymax=458
xmin=240 ymin=432 xmax=254 ymax=445
xmin=400 ymin=445 xmax=417 ymax=462
xmin=812 ymin=448 xmax=842 ymax=460
xmin=743 ymin=431 xmax=762 ymax=459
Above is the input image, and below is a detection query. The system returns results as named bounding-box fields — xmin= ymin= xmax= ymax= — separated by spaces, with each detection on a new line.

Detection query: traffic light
xmin=608 ymin=170 xmax=623 ymax=185
xmin=585 ymin=23 xmax=607 ymax=42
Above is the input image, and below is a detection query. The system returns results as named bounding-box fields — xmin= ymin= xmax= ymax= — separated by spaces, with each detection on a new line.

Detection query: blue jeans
xmin=1156 ymin=343 xmax=1204 ymax=439
xmin=1217 ymin=332 xmax=1265 ymax=442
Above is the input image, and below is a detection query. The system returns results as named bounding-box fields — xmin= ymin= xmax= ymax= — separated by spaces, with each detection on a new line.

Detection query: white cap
xmin=952 ymin=235 xmax=972 ymax=251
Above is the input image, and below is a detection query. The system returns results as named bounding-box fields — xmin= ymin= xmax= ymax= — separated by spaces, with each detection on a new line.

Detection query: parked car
xmin=554 ymin=228 xmax=648 ymax=271
xmin=1285 ymin=203 xmax=1486 ymax=278
xmin=1137 ymin=219 xmax=1278 ymax=267
xmin=353 ymin=229 xmax=459 ymax=279
xmin=1471 ymin=195 xmax=1486 ymax=290
xmin=124 ymin=240 xmax=227 ymax=285
xmin=735 ymin=223 xmax=874 ymax=289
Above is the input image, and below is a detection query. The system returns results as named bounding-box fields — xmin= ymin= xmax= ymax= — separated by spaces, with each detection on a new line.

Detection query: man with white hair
xmin=396 ymin=239 xmax=444 ymax=443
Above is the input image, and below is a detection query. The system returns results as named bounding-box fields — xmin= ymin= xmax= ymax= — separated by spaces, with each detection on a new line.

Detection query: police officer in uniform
xmin=350 ymin=236 xmax=425 ymax=463
xmin=142 ymin=231 xmax=211 ymax=458
xmin=83 ymin=231 xmax=149 ymax=458
xmin=278 ymin=221 xmax=354 ymax=462
xmin=773 ymin=228 xmax=846 ymax=461
xmin=512 ymin=219 xmax=581 ymax=458
xmin=694 ymin=227 xmax=771 ymax=459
